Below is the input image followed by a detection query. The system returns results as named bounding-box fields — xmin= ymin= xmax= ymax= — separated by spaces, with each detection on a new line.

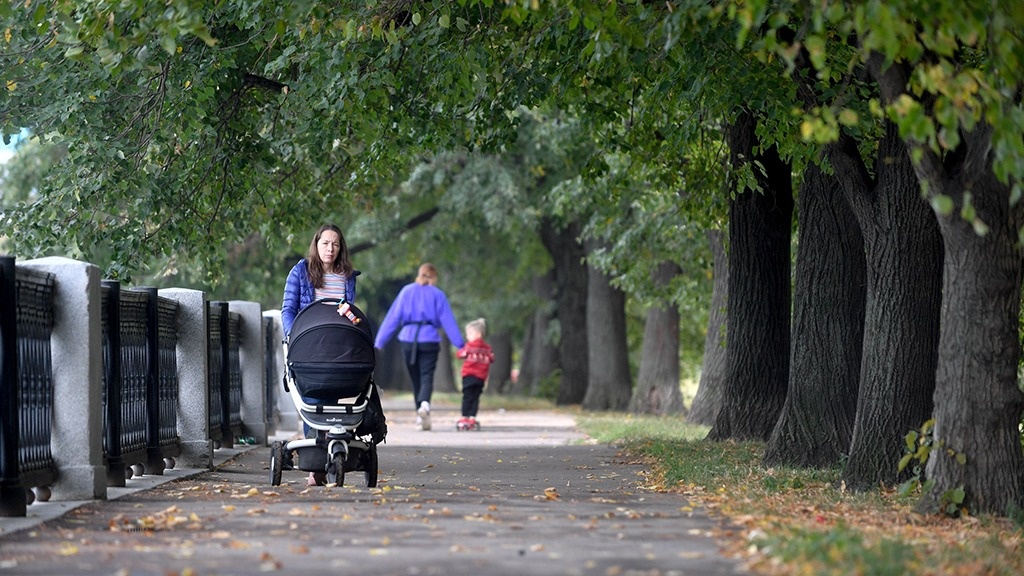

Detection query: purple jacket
xmin=281 ymin=259 xmax=357 ymax=335
xmin=373 ymin=282 xmax=464 ymax=349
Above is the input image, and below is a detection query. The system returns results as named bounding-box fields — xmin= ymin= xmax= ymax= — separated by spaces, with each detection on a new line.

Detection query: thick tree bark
xmin=630 ymin=260 xmax=685 ymax=415
xmin=913 ymin=126 xmax=1024 ymax=515
xmin=688 ymin=229 xmax=728 ymax=426
xmin=486 ymin=331 xmax=513 ymax=394
xmin=830 ymin=120 xmax=944 ymax=491
xmin=377 ymin=339 xmax=412 ymax=392
xmin=708 ymin=113 xmax=794 ymax=442
xmin=582 ymin=239 xmax=632 ymax=411
xmin=868 ymin=57 xmax=1024 ymax=514
xmin=763 ymin=163 xmax=866 ymax=468
xmin=433 ymin=334 xmax=456 ymax=393
xmin=513 ymin=271 xmax=558 ymax=397
xmin=539 ymin=219 xmax=589 ymax=405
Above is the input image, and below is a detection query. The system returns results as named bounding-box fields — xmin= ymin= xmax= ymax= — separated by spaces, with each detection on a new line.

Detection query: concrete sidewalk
xmin=0 ymin=401 xmax=746 ymax=575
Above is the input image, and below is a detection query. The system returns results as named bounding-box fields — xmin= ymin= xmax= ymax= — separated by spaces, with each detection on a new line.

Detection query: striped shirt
xmin=315 ymin=273 xmax=348 ymax=301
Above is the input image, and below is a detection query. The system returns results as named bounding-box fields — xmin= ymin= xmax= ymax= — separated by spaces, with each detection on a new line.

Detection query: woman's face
xmin=317 ymin=230 xmax=341 ymax=266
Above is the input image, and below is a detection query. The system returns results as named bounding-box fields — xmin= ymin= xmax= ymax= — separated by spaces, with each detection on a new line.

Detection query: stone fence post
xmin=159 ymin=288 xmax=213 ymax=469
xmin=21 ymin=257 xmax=106 ymax=501
xmin=229 ymin=301 xmax=268 ymax=445
xmin=264 ymin=310 xmax=298 ymax=436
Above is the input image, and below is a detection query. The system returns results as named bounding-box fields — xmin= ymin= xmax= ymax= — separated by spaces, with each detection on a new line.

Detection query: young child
xmin=455 ymin=318 xmax=494 ymax=430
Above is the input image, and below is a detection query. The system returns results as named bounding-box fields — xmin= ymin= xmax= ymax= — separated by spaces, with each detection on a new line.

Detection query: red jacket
xmin=457 ymin=338 xmax=494 ymax=381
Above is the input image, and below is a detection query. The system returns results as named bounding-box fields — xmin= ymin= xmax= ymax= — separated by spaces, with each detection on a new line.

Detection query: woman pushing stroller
xmin=281 ymin=224 xmax=385 ymax=486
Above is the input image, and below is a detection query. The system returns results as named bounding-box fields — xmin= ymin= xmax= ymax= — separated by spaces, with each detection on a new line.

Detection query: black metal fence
xmin=207 ymin=301 xmax=243 ymax=449
xmin=0 ymin=256 xmax=273 ymax=516
xmin=100 ymin=284 xmax=183 ymax=485
xmin=9 ymin=267 xmax=57 ymax=500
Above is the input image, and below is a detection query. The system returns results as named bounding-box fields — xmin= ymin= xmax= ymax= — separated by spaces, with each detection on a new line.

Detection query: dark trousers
xmin=461 ymin=376 xmax=485 ymax=417
xmin=401 ymin=341 xmax=439 ymax=409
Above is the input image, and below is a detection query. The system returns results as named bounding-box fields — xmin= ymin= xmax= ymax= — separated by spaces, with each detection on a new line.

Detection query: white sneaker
xmin=417 ymin=401 xmax=431 ymax=431
xmin=415 ymin=415 xmax=423 ymax=429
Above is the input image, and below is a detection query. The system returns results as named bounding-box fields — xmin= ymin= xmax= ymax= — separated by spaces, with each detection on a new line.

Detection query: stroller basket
xmin=290 ymin=361 xmax=374 ymax=402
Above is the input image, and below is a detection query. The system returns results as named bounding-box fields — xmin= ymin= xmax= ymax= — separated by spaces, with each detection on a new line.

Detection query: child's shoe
xmin=468 ymin=417 xmax=480 ymax=430
xmin=456 ymin=417 xmax=472 ymax=431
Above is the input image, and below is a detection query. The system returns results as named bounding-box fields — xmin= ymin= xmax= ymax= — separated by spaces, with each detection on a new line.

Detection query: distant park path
xmin=0 ymin=400 xmax=745 ymax=575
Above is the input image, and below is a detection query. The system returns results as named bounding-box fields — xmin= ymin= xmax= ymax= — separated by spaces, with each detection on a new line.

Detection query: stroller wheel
xmin=269 ymin=441 xmax=284 ymax=486
xmin=365 ymin=444 xmax=378 ymax=488
xmin=326 ymin=452 xmax=345 ymax=487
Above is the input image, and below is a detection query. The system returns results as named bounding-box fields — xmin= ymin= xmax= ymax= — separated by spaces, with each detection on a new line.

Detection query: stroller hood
xmin=288 ymin=299 xmax=374 ymax=365
xmin=287 ymin=299 xmax=375 ymax=401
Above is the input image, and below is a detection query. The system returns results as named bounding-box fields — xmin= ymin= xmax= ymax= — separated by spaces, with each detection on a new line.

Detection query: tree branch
xmin=347 ymin=207 xmax=440 ymax=254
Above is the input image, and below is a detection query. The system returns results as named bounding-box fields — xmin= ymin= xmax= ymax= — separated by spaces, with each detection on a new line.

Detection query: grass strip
xmin=577 ymin=412 xmax=1024 ymax=576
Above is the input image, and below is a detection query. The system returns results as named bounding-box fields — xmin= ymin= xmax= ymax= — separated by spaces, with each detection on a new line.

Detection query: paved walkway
xmin=0 ymin=401 xmax=745 ymax=575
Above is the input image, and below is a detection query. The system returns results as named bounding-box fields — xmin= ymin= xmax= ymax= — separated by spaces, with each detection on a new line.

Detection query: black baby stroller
xmin=269 ymin=298 xmax=386 ymax=488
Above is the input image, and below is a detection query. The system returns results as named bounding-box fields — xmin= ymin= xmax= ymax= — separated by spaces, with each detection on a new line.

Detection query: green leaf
xmin=439 ymin=13 xmax=450 ymax=29
xmin=160 ymin=35 xmax=177 ymax=56
xmin=971 ymin=219 xmax=990 ymax=236
xmin=904 ymin=430 xmax=918 ymax=450
xmin=412 ymin=12 xmax=422 ymax=26
xmin=897 ymin=479 xmax=918 ymax=497
xmin=930 ymin=194 xmax=954 ymax=216
xmin=898 ymin=453 xmax=913 ymax=472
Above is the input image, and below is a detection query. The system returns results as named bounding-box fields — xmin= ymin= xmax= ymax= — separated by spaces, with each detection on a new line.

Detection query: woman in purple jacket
xmin=374 ymin=263 xmax=464 ymax=431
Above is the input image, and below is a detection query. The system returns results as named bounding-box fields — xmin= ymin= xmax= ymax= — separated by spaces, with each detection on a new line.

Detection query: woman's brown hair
xmin=306 ymin=224 xmax=353 ymax=288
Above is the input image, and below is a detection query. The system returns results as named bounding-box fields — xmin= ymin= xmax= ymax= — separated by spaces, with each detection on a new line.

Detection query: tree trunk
xmin=688 ymin=229 xmax=727 ymax=426
xmin=377 ymin=339 xmax=412 ymax=393
xmin=582 ymin=238 xmax=632 ymax=411
xmin=433 ymin=334 xmax=456 ymax=393
xmin=630 ymin=260 xmax=685 ymax=415
xmin=763 ymin=163 xmax=866 ymax=468
xmin=829 ymin=120 xmax=943 ymax=491
xmin=513 ymin=271 xmax=558 ymax=397
xmin=708 ymin=114 xmax=794 ymax=442
xmin=487 ymin=331 xmax=513 ymax=394
xmin=912 ymin=126 xmax=1024 ymax=516
xmin=539 ymin=219 xmax=589 ymax=405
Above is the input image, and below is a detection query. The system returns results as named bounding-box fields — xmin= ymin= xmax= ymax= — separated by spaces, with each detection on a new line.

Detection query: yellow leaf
xmin=5 ymin=80 xmax=15 ymax=92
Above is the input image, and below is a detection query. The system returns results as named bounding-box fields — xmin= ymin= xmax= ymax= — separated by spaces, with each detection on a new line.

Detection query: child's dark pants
xmin=461 ymin=376 xmax=485 ymax=417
